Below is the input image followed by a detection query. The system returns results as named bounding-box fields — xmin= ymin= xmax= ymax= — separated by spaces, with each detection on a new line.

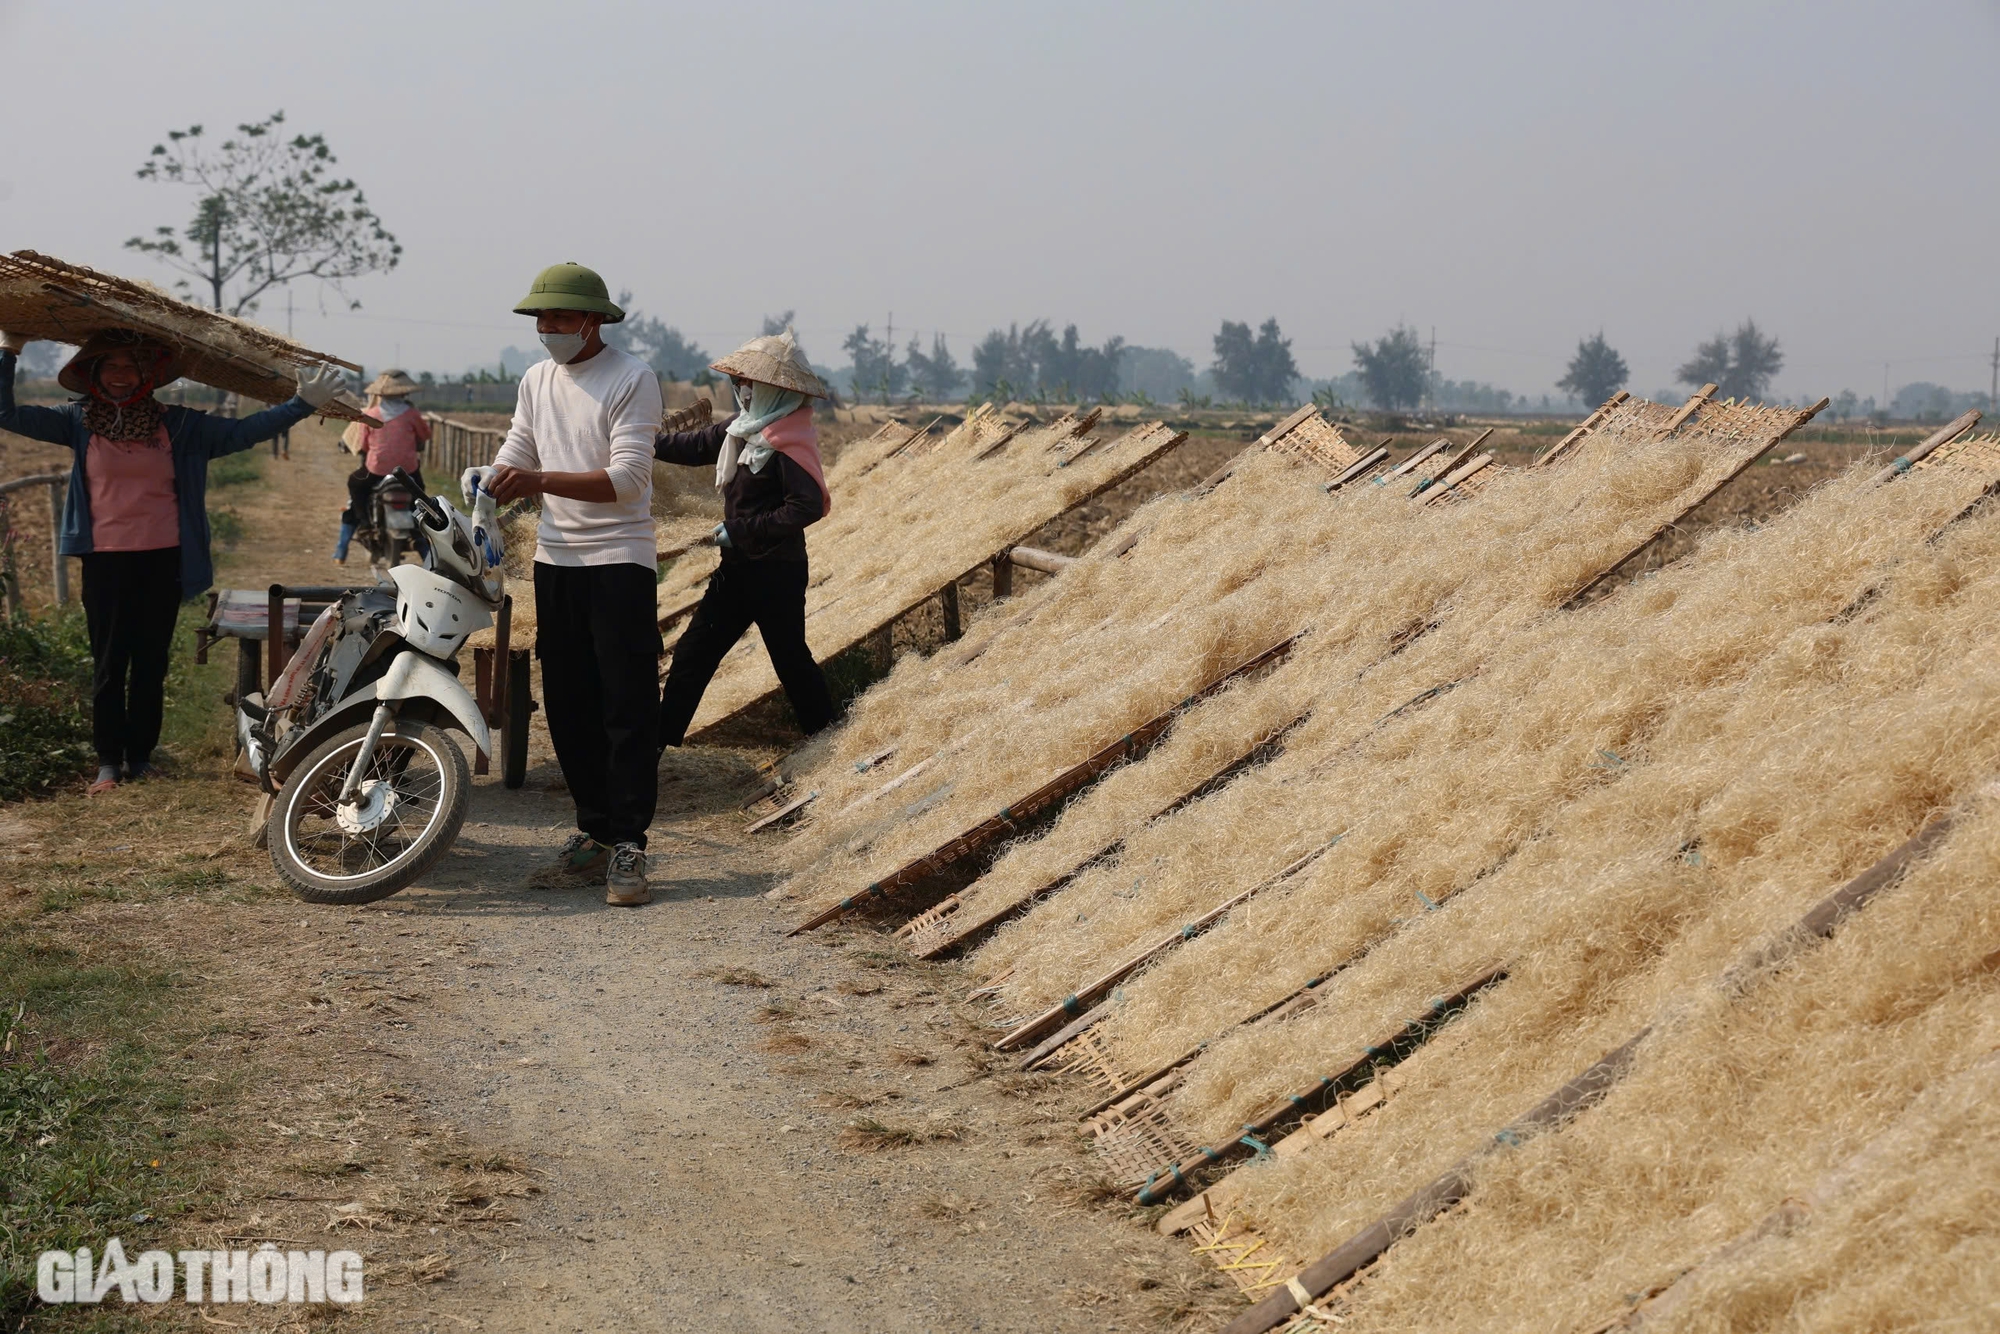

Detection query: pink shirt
xmin=86 ymin=428 xmax=179 ymax=551
xmin=359 ymin=410 xmax=431 ymax=476
xmin=762 ymin=405 xmax=831 ymax=515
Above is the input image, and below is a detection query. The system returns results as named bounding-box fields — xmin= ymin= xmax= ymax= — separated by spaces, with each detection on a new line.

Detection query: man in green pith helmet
xmin=473 ymin=263 xmax=664 ymax=906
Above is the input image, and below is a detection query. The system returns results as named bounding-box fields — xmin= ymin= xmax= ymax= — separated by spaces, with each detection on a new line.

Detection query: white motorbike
xmin=239 ymin=468 xmax=507 ymax=904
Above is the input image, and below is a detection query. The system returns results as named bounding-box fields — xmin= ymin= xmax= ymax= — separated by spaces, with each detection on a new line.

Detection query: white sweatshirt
xmin=492 ymin=345 xmax=662 ymax=568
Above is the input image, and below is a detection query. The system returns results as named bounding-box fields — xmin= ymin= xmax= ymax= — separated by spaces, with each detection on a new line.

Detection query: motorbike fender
xmin=267 ymin=656 xmax=489 ymax=786
xmin=375 ymin=653 xmax=491 ymax=757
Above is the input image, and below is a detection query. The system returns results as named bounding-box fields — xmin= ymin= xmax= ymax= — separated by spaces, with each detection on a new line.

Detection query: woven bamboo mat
xmin=0 ymin=250 xmax=367 ymax=420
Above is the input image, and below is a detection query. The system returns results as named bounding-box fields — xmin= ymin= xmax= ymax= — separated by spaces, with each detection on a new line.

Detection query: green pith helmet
xmin=512 ymin=262 xmax=625 ymax=323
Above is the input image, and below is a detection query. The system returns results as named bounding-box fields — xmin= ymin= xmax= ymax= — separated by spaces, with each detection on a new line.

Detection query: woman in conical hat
xmin=0 ymin=326 xmax=342 ymax=792
xmin=334 ymin=368 xmax=431 ymax=563
xmin=654 ymin=329 xmax=836 ymax=747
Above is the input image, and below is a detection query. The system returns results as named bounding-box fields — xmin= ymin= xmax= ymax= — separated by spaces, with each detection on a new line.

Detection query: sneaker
xmin=528 ymin=833 xmax=611 ymax=889
xmin=604 ymin=843 xmax=651 ymax=906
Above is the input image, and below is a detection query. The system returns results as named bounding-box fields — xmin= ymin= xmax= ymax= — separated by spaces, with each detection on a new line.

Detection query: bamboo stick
xmin=1865 ymin=408 xmax=1981 ymax=486
xmin=1560 ymin=396 xmax=1828 ymax=608
xmin=999 ymin=838 xmax=1343 ymax=1053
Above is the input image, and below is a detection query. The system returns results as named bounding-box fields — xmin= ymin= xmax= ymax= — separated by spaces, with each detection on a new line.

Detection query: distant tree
xmin=842 ymin=324 xmax=904 ymax=404
xmin=1212 ymin=318 xmax=1299 ymax=405
xmin=1120 ymin=346 xmax=1196 ymax=402
xmin=602 ymin=291 xmax=710 ymax=381
xmin=1677 ymin=319 xmax=1784 ymax=401
xmin=126 ymin=111 xmax=399 ymax=315
xmin=1829 ymin=389 xmax=1860 ymax=422
xmin=1039 ymin=324 xmax=1126 ymax=402
xmin=969 ymin=320 xmax=1121 ymax=400
xmin=1351 ymin=325 xmax=1429 ymax=413
xmin=905 ymin=333 xmax=965 ymax=400
xmin=1556 ymin=332 xmax=1629 ymax=408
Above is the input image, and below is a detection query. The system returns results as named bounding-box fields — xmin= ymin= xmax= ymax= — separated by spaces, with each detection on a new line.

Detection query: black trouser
xmin=80 ymin=547 xmax=182 ymax=769
xmin=343 ymin=465 xmax=425 ymax=525
xmin=659 ymin=559 xmax=834 ymax=747
xmin=533 ymin=561 xmax=661 ymax=849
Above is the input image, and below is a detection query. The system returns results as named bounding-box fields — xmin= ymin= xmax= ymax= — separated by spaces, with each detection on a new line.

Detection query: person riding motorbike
xmin=336 ymin=369 xmax=431 ymax=564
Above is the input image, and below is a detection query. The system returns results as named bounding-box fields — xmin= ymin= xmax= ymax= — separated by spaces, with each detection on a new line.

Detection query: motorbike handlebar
xmin=391 ymin=468 xmax=449 ymax=528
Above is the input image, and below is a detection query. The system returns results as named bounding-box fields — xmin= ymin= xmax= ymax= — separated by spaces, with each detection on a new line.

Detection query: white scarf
xmin=716 ymin=381 xmax=806 ymax=489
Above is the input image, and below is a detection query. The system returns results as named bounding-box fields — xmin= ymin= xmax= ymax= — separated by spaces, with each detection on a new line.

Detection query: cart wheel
xmin=502 ymin=649 xmax=533 ymax=790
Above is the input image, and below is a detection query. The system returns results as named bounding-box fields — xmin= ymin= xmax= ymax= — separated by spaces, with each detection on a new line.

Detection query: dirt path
xmin=167 ymin=420 xmax=1221 ymax=1331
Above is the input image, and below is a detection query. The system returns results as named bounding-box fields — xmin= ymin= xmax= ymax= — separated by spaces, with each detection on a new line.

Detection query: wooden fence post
xmin=47 ymin=479 xmax=67 ymax=607
xmin=940 ymin=581 xmax=962 ymax=641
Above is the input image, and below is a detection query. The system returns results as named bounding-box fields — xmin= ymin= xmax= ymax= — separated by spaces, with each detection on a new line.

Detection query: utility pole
xmin=1427 ymin=325 xmax=1437 ymax=413
xmin=1990 ymin=336 xmax=1997 ymax=411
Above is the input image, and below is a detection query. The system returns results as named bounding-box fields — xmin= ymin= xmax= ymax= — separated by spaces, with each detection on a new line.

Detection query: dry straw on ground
xmin=776 ymin=395 xmax=1811 ymax=938
xmin=1007 ymin=454 xmax=1997 ymax=1330
xmin=655 ymin=405 xmax=1191 ymax=740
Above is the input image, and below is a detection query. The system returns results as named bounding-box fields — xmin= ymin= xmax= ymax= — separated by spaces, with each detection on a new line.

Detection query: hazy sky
xmin=2 ymin=1 xmax=1995 ymax=401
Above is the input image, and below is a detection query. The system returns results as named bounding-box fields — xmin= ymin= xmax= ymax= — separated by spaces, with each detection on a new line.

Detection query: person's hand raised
xmin=295 ymin=364 xmax=346 ymax=408
xmin=0 ymin=331 xmax=31 ymax=354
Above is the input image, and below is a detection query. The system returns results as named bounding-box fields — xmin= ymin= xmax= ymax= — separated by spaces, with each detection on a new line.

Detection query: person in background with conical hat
xmin=470 ymin=263 xmax=663 ymax=906
xmin=0 ymin=327 xmax=343 ymax=793
xmin=654 ymin=329 xmax=836 ymax=750
xmin=334 ymin=368 xmax=432 ymax=564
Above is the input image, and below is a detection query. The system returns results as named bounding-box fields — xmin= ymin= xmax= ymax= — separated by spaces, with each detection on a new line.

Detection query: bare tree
xmin=126 ymin=111 xmax=401 ymax=315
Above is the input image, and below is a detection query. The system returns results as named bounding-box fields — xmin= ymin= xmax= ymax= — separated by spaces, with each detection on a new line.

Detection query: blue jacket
xmin=1 ymin=349 xmax=314 ymax=597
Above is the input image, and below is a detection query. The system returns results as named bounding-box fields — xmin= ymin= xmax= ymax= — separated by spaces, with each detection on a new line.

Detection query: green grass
xmin=205 ymin=450 xmax=264 ymax=489
xmin=0 ymin=934 xmax=210 ymax=1328
xmin=205 ymin=507 xmax=245 ymax=549
xmin=0 ymin=613 xmax=93 ymax=801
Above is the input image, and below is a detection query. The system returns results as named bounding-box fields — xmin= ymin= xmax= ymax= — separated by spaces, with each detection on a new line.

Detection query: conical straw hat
xmin=365 ymin=368 xmax=422 ymax=397
xmin=709 ymin=329 xmax=830 ymax=399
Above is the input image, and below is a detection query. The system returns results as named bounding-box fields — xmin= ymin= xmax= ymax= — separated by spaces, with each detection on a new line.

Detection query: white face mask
xmin=539 ymin=325 xmax=589 ymax=365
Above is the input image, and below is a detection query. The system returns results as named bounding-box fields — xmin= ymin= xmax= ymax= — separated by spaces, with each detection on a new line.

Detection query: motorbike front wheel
xmin=268 ymin=717 xmax=470 ymax=904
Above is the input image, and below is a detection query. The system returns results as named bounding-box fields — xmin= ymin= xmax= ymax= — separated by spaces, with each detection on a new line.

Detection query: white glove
xmin=461 ymin=465 xmax=498 ymax=508
xmin=0 ymin=331 xmax=30 ymax=354
xmin=295 ymin=364 xmax=345 ymax=408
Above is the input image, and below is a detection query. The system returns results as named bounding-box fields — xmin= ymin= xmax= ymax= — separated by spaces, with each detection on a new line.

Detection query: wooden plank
xmin=1132 ymin=966 xmax=1508 ymax=1206
xmin=1220 ymin=805 xmax=1964 ymax=1334
xmin=1219 ymin=1031 xmax=1651 ymax=1334
xmin=908 ymin=710 xmax=1312 ymax=960
xmin=1000 ymin=838 xmax=1343 ymax=1053
xmin=1384 ymin=438 xmax=1450 ymax=481
xmin=1534 ymin=392 xmax=1630 ymax=468
xmin=1866 ymin=408 xmax=1981 ymax=486
xmin=786 ymin=634 xmax=1300 ymax=934
xmin=1324 ymin=447 xmax=1389 ymax=492
xmin=1595 ymin=1049 xmax=2000 ymax=1333
xmin=1559 ymin=396 xmax=1828 ymax=608
xmin=1419 ymin=452 xmax=1495 ymax=505
xmin=745 ymin=789 xmax=818 ymax=834
xmin=1008 ymin=546 xmax=1075 ymax=574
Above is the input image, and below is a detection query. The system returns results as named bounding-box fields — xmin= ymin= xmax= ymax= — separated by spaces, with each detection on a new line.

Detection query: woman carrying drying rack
xmin=0 ymin=327 xmax=342 ymax=792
